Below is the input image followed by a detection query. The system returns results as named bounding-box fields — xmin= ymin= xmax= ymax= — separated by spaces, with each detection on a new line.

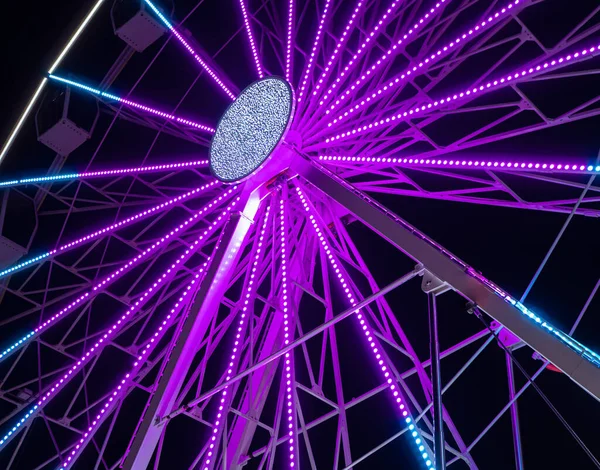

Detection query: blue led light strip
xmin=0 ymin=160 xmax=208 ymax=189
xmin=48 ymin=75 xmax=216 ymax=133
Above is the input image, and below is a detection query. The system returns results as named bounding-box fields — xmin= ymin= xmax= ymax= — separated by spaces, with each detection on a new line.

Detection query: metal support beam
xmin=428 ymin=293 xmax=445 ymax=469
xmin=506 ymin=351 xmax=525 ymax=470
xmin=293 ymin=156 xmax=600 ymax=402
xmin=121 ymin=189 xmax=261 ymax=470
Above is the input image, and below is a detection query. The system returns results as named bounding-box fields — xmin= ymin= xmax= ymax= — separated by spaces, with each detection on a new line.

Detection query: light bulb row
xmin=325 ymin=40 xmax=600 ymax=143
xmin=59 ymin=261 xmax=210 ymax=469
xmin=48 ymin=75 xmax=216 ymax=133
xmin=297 ymin=0 xmax=332 ymax=102
xmin=318 ymin=155 xmax=600 ymax=173
xmin=0 ymin=181 xmax=218 ymax=285
xmin=0 ymin=183 xmax=227 ymax=368
xmin=326 ymin=0 xmax=517 ymax=123
xmin=0 ymin=198 xmax=240 ymax=452
xmin=238 ymin=0 xmax=264 ymax=79
xmin=202 ymin=202 xmax=272 ymax=470
xmin=285 ymin=0 xmax=295 ymax=81
xmin=312 ymin=0 xmax=366 ymax=95
xmin=295 ymin=186 xmax=434 ymax=470
xmin=143 ymin=0 xmax=236 ymax=99
xmin=319 ymin=0 xmax=431 ymax=107
xmin=318 ymin=165 xmax=600 ymax=376
xmin=0 ymin=160 xmax=209 ymax=189
xmin=279 ymin=197 xmax=297 ymax=468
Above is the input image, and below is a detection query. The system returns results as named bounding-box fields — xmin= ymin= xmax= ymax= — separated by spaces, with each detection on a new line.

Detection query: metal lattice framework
xmin=1 ymin=0 xmax=600 ymax=469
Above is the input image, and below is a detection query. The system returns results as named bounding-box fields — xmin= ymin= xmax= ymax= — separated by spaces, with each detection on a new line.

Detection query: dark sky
xmin=1 ymin=0 xmax=600 ymax=469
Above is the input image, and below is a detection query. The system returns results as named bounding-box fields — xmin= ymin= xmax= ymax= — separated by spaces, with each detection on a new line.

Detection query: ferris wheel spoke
xmin=142 ymin=0 xmax=237 ymax=100
xmin=320 ymin=0 xmax=524 ymax=133
xmin=57 ymin=261 xmax=210 ymax=470
xmin=294 ymin=183 xmax=437 ymax=469
xmin=0 ymin=198 xmax=239 ymax=453
xmin=314 ymin=156 xmax=600 ymax=216
xmin=0 ymin=183 xmax=229 ymax=365
xmin=195 ymin=201 xmax=271 ymax=470
xmin=284 ymin=0 xmax=295 ymax=82
xmin=48 ymin=75 xmax=216 ymax=134
xmin=296 ymin=0 xmax=334 ymax=105
xmin=0 ymin=160 xmax=209 ymax=190
xmin=238 ymin=0 xmax=266 ymax=79
xmin=309 ymin=0 xmax=368 ymax=103
xmin=317 ymin=0 xmax=453 ymax=117
xmin=314 ymin=37 xmax=600 ymax=148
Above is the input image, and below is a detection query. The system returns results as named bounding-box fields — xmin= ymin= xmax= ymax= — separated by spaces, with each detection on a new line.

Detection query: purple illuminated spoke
xmin=285 ymin=0 xmax=295 ymax=82
xmin=278 ymin=195 xmax=297 ymax=469
xmin=0 ymin=180 xmax=218 ymax=285
xmin=0 ymin=184 xmax=233 ymax=367
xmin=0 ymin=198 xmax=240 ymax=451
xmin=0 ymin=160 xmax=208 ymax=189
xmin=311 ymin=0 xmax=366 ymax=98
xmin=49 ymin=75 xmax=216 ymax=133
xmin=58 ymin=262 xmax=210 ymax=470
xmin=295 ymin=185 xmax=434 ymax=470
xmin=320 ymin=41 xmax=600 ymax=145
xmin=201 ymin=202 xmax=272 ymax=470
xmin=238 ymin=0 xmax=264 ymax=79
xmin=297 ymin=0 xmax=333 ymax=103
xmin=143 ymin=0 xmax=236 ymax=100
xmin=318 ymin=155 xmax=600 ymax=173
xmin=318 ymin=0 xmax=417 ymax=108
xmin=325 ymin=0 xmax=520 ymax=127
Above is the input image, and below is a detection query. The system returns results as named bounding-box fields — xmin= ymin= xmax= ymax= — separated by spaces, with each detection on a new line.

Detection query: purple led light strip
xmin=202 ymin=202 xmax=272 ymax=470
xmin=238 ymin=0 xmax=264 ymax=79
xmin=311 ymin=159 xmax=600 ymax=367
xmin=0 ymin=160 xmax=209 ymax=189
xmin=318 ymin=155 xmax=600 ymax=173
xmin=143 ymin=0 xmax=236 ymax=100
xmin=285 ymin=0 xmax=295 ymax=81
xmin=0 ymin=180 xmax=218 ymax=283
xmin=318 ymin=0 xmax=427 ymax=108
xmin=297 ymin=0 xmax=333 ymax=103
xmin=323 ymin=40 xmax=600 ymax=144
xmin=48 ymin=75 xmax=216 ymax=133
xmin=326 ymin=0 xmax=520 ymax=124
xmin=311 ymin=0 xmax=366 ymax=97
xmin=0 ymin=183 xmax=229 ymax=366
xmin=59 ymin=261 xmax=210 ymax=470
xmin=0 ymin=198 xmax=241 ymax=451
xmin=278 ymin=195 xmax=297 ymax=469
xmin=295 ymin=185 xmax=434 ymax=469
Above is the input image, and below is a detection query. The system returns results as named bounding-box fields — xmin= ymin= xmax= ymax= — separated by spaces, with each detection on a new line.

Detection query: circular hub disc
xmin=210 ymin=77 xmax=294 ymax=183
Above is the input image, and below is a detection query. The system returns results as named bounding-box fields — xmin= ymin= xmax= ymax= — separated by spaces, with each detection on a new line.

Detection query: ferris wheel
xmin=0 ymin=0 xmax=600 ymax=468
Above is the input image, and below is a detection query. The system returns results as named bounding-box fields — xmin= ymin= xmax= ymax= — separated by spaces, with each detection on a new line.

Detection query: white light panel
xmin=210 ymin=77 xmax=293 ymax=182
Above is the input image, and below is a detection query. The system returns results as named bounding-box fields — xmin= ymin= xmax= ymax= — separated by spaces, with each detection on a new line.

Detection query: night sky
xmin=1 ymin=0 xmax=600 ymax=469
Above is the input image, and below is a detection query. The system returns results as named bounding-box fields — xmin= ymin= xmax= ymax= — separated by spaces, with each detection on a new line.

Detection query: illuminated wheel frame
xmin=0 ymin=0 xmax=599 ymax=469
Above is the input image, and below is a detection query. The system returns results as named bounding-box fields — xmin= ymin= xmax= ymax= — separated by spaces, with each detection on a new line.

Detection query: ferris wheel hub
xmin=209 ymin=77 xmax=295 ymax=183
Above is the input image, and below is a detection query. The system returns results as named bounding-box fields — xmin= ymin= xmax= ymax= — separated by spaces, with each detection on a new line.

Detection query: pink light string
xmin=238 ymin=0 xmax=264 ymax=79
xmin=297 ymin=0 xmax=333 ymax=103
xmin=202 ymin=201 xmax=272 ymax=470
xmin=4 ymin=198 xmax=240 ymax=453
xmin=325 ymin=0 xmax=521 ymax=124
xmin=295 ymin=184 xmax=434 ymax=469
xmin=323 ymin=40 xmax=600 ymax=144
xmin=318 ymin=0 xmax=432 ymax=108
xmin=311 ymin=0 xmax=366 ymax=97
xmin=59 ymin=261 xmax=210 ymax=469
xmin=278 ymin=194 xmax=298 ymax=469
xmin=34 ymin=186 xmax=234 ymax=347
